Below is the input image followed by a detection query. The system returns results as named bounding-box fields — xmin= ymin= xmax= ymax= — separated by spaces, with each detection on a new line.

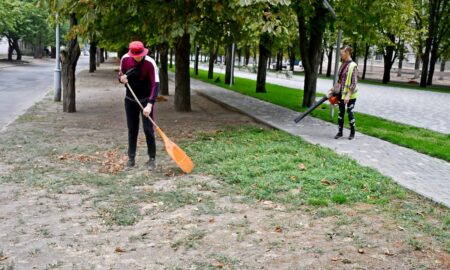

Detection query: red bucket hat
xmin=128 ymin=41 xmax=148 ymax=57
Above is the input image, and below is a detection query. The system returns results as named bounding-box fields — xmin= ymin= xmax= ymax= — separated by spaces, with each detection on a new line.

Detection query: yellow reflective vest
xmin=338 ymin=61 xmax=358 ymax=99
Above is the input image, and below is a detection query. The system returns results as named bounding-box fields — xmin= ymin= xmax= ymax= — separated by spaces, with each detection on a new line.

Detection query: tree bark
xmin=326 ymin=45 xmax=333 ymax=77
xmin=382 ymin=34 xmax=397 ymax=84
xmin=319 ymin=49 xmax=324 ymax=75
xmin=61 ymin=13 xmax=80 ymax=113
xmin=276 ymin=49 xmax=283 ymax=71
xmin=208 ymin=41 xmax=218 ymax=79
xmin=414 ymin=53 xmax=421 ymax=79
xmin=159 ymin=42 xmax=169 ymax=96
xmin=96 ymin=47 xmax=101 ymax=67
xmin=427 ymin=44 xmax=439 ymax=85
xmin=174 ymin=33 xmax=191 ymax=112
xmin=225 ymin=45 xmax=233 ymax=84
xmin=89 ymin=41 xmax=97 ymax=73
xmin=297 ymin=3 xmax=327 ymax=107
xmin=362 ymin=43 xmax=370 ymax=80
xmin=438 ymin=60 xmax=446 ymax=80
xmin=244 ymin=46 xmax=250 ymax=66
xmin=169 ymin=48 xmax=173 ymax=68
xmin=100 ymin=48 xmax=105 ymax=63
xmin=288 ymin=46 xmax=295 ymax=71
xmin=13 ymin=38 xmax=22 ymax=61
xmin=256 ymin=33 xmax=273 ymax=93
xmin=397 ymin=41 xmax=404 ymax=77
xmin=237 ymin=47 xmax=242 ymax=65
xmin=194 ymin=44 xmax=200 ymax=76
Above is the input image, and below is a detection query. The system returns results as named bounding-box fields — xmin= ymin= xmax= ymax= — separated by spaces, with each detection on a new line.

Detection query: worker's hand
xmin=120 ymin=75 xmax=128 ymax=84
xmin=143 ymin=103 xmax=152 ymax=118
xmin=344 ymin=95 xmax=350 ymax=104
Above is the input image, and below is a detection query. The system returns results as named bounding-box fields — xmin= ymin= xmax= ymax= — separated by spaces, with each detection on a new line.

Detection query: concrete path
xmin=190 ymin=77 xmax=450 ymax=208
xmin=198 ymin=64 xmax=450 ymax=134
xmin=0 ymin=56 xmax=89 ymax=132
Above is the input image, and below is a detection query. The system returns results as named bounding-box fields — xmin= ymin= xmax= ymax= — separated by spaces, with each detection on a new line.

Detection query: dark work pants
xmin=338 ymin=98 xmax=356 ymax=132
xmin=124 ymin=98 xmax=156 ymax=160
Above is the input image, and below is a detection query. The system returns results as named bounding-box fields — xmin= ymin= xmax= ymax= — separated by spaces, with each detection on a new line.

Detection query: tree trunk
xmin=382 ymin=34 xmax=397 ymax=84
xmin=156 ymin=50 xmax=159 ymax=65
xmin=244 ymin=46 xmax=250 ymax=66
xmin=34 ymin=33 xmax=43 ymax=59
xmin=225 ymin=45 xmax=233 ymax=84
xmin=256 ymin=33 xmax=273 ymax=93
xmin=51 ymin=47 xmax=56 ymax=59
xmin=7 ymin=38 xmax=14 ymax=61
xmin=13 ymin=38 xmax=22 ymax=61
xmin=100 ymin=48 xmax=105 ymax=63
xmin=159 ymin=42 xmax=169 ymax=95
xmin=169 ymin=48 xmax=173 ymax=68
xmin=319 ymin=49 xmax=324 ymax=75
xmin=297 ymin=3 xmax=327 ymax=107
xmin=96 ymin=47 xmax=101 ymax=67
xmin=237 ymin=47 xmax=242 ymax=65
xmin=208 ymin=41 xmax=218 ymax=79
xmin=438 ymin=60 xmax=446 ymax=80
xmin=174 ymin=33 xmax=191 ymax=112
xmin=414 ymin=53 xmax=421 ymax=79
xmin=288 ymin=46 xmax=295 ymax=71
xmin=427 ymin=44 xmax=439 ymax=85
xmin=353 ymin=41 xmax=358 ymax=63
xmin=362 ymin=43 xmax=369 ymax=80
xmin=382 ymin=45 xmax=395 ymax=84
xmin=89 ymin=41 xmax=97 ymax=73
xmin=276 ymin=49 xmax=283 ymax=71
xmin=253 ymin=47 xmax=257 ymax=66
xmin=194 ymin=44 xmax=200 ymax=76
xmin=61 ymin=13 xmax=81 ymax=113
xmin=326 ymin=45 xmax=333 ymax=77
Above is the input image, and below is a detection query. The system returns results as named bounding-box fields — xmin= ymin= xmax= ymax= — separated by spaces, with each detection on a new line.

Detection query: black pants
xmin=124 ymin=98 xmax=156 ymax=160
xmin=338 ymin=98 xmax=356 ymax=131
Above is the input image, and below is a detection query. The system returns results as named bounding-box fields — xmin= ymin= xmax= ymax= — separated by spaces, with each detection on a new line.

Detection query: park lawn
xmin=185 ymin=68 xmax=450 ymax=162
xmin=185 ymin=126 xmax=449 ymax=251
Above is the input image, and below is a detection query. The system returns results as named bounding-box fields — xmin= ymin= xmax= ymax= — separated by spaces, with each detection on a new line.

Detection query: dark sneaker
xmin=126 ymin=158 xmax=135 ymax=170
xmin=348 ymin=133 xmax=355 ymax=140
xmin=147 ymin=158 xmax=156 ymax=171
xmin=334 ymin=132 xmax=343 ymax=139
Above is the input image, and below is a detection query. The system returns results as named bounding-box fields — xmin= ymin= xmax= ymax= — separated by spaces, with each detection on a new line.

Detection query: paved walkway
xmin=190 ymin=77 xmax=450 ymax=208
xmin=198 ymin=64 xmax=450 ymax=134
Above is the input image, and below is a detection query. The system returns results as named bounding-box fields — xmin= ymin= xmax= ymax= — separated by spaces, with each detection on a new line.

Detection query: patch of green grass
xmin=187 ymin=68 xmax=450 ymax=162
xmin=171 ymin=229 xmax=207 ymax=251
xmin=407 ymin=236 xmax=424 ymax=251
xmin=187 ymin=127 xmax=405 ymax=206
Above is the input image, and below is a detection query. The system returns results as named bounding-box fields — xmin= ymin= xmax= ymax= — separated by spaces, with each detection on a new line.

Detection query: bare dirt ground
xmin=0 ymin=61 xmax=448 ymax=270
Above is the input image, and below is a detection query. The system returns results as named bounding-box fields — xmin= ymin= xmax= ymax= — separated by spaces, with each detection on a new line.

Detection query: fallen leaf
xmin=214 ymin=263 xmax=225 ymax=268
xmin=289 ymin=175 xmax=298 ymax=181
xmin=321 ymin=178 xmax=332 ymax=185
xmin=331 ymin=256 xmax=340 ymax=261
xmin=115 ymin=246 xmax=126 ymax=253
xmin=197 ymin=197 xmax=203 ymax=203
xmin=397 ymin=226 xmax=406 ymax=231
xmin=383 ymin=248 xmax=394 ymax=256
xmin=298 ymin=163 xmax=307 ymax=171
xmin=208 ymin=218 xmax=215 ymax=223
xmin=274 ymin=225 xmax=282 ymax=233
xmin=0 ymin=256 xmax=8 ymax=261
xmin=358 ymin=248 xmax=365 ymax=254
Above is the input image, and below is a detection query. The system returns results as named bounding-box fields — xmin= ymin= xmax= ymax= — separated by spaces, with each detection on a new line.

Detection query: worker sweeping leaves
xmin=118 ymin=41 xmax=160 ymax=170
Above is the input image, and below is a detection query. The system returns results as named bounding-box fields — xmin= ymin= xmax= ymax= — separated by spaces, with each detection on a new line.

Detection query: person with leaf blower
xmin=332 ymin=45 xmax=358 ymax=140
xmin=118 ymin=41 xmax=160 ymax=170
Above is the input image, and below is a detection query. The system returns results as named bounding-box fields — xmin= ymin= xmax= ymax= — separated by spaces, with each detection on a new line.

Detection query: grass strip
xmin=185 ymin=68 xmax=450 ymax=162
